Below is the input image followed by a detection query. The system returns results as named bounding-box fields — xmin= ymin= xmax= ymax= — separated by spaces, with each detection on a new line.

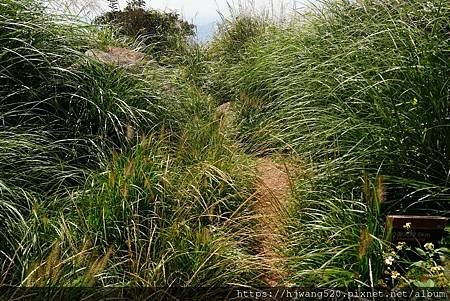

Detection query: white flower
xmin=424 ymin=242 xmax=434 ymax=251
xmin=391 ymin=271 xmax=400 ymax=279
xmin=385 ymin=256 xmax=394 ymax=265
xmin=430 ymin=266 xmax=444 ymax=273
xmin=403 ymin=222 xmax=412 ymax=230
xmin=396 ymin=242 xmax=406 ymax=251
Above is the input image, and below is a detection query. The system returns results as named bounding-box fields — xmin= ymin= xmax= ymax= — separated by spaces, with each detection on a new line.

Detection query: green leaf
xmin=415 ymin=248 xmax=427 ymax=257
xmin=413 ymin=279 xmax=435 ymax=288
xmin=410 ymin=260 xmax=425 ymax=267
xmin=435 ymin=247 xmax=449 ymax=254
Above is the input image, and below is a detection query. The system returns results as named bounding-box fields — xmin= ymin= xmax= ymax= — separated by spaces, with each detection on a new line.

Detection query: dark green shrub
xmin=96 ymin=3 xmax=195 ymax=60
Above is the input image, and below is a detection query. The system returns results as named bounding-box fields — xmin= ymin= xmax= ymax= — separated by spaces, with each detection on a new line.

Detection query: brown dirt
xmin=254 ymin=157 xmax=294 ymax=286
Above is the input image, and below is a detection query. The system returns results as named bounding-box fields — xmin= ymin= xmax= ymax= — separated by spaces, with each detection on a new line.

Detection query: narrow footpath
xmin=254 ymin=158 xmax=293 ymax=286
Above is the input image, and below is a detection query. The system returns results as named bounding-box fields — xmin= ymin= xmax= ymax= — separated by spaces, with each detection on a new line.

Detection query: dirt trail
xmin=214 ymin=102 xmax=294 ymax=285
xmin=254 ymin=157 xmax=293 ymax=286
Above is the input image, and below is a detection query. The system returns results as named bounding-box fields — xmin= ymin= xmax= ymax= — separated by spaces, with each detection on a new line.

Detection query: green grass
xmin=207 ymin=0 xmax=450 ymax=287
xmin=13 ymin=134 xmax=260 ymax=287
xmin=1 ymin=0 xmax=449 ymax=291
xmin=0 ymin=0 xmax=262 ymax=288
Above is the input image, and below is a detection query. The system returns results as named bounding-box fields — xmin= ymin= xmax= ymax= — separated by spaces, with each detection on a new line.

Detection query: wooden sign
xmin=384 ymin=215 xmax=448 ymax=246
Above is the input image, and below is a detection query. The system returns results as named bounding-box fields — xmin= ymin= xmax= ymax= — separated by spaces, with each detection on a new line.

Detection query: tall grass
xmin=206 ymin=13 xmax=271 ymax=102
xmin=2 ymin=0 xmax=449 ymax=289
xmin=9 ymin=134 xmax=260 ymax=287
xmin=207 ymin=0 xmax=450 ymax=286
xmin=1 ymin=0 xmax=262 ymax=288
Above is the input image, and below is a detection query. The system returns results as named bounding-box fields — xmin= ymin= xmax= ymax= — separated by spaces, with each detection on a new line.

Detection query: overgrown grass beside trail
xmin=1 ymin=0 xmax=261 ymax=287
xmin=206 ymin=15 xmax=270 ymax=102
xmin=2 ymin=0 xmax=449 ymax=291
xmin=207 ymin=0 xmax=450 ymax=287
xmin=10 ymin=134 xmax=259 ymax=287
xmin=1 ymin=0 xmax=187 ymax=150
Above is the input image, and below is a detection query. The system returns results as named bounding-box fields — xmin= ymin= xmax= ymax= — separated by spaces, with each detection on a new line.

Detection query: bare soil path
xmin=214 ymin=101 xmax=296 ymax=286
xmin=254 ymin=157 xmax=294 ymax=286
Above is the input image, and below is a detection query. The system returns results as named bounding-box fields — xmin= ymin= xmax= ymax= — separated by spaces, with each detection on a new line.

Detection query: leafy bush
xmin=96 ymin=2 xmax=195 ymax=60
xmin=382 ymin=241 xmax=449 ymax=288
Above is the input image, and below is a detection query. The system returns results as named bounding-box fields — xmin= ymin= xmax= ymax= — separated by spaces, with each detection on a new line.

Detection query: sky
xmin=60 ymin=0 xmax=311 ymax=25
xmin=46 ymin=0 xmax=312 ymax=41
xmin=128 ymin=0 xmax=308 ymax=24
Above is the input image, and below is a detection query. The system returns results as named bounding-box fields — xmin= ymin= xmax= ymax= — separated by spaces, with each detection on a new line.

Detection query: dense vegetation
xmin=0 ymin=0 xmax=448 ymax=293
xmin=96 ymin=1 xmax=195 ymax=61
xmin=206 ymin=0 xmax=449 ymax=286
xmin=0 ymin=0 xmax=259 ymax=289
